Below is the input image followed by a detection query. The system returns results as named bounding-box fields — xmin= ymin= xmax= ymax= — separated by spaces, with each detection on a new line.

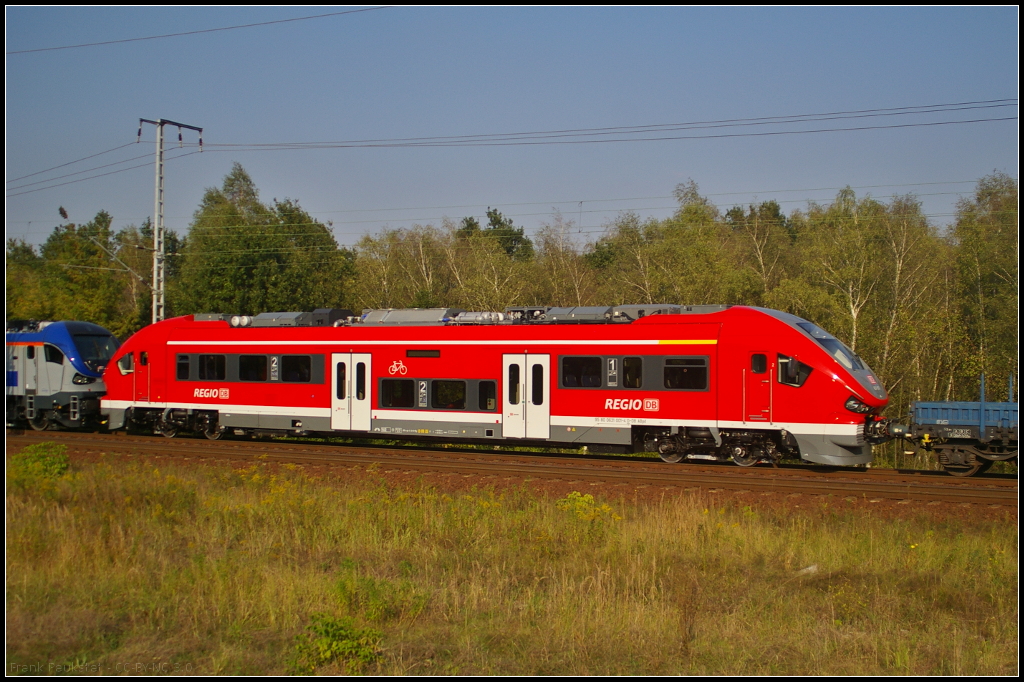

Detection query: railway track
xmin=7 ymin=430 xmax=1017 ymax=507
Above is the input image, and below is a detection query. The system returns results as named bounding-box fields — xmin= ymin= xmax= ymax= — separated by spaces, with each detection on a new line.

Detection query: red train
xmin=100 ymin=304 xmax=894 ymax=467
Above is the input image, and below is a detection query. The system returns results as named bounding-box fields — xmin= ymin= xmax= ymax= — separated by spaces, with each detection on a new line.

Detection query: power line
xmin=8 ymin=178 xmax=999 ymax=228
xmin=6 ymin=141 xmax=137 ymax=183
xmin=7 ymin=7 xmax=392 ymax=55
xmin=8 ymin=99 xmax=1013 ymax=200
xmin=6 ymin=152 xmax=154 ymax=192
xmin=203 ymin=99 xmax=1016 ymax=149
xmin=149 ymin=176 xmax=1019 ymax=219
xmin=26 ymin=208 xmax=1017 ymax=266
xmin=5 ymin=150 xmax=200 ymax=198
xmin=198 ymin=116 xmax=1016 ymax=151
xmin=7 ymin=183 xmax=1015 ymax=237
xmin=127 ymin=191 xmax=1015 ymax=233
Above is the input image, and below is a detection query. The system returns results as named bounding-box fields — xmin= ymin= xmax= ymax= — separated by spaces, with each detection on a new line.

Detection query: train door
xmin=502 ymin=354 xmax=550 ymax=439
xmin=744 ymin=351 xmax=771 ymax=423
xmin=42 ymin=344 xmax=66 ymax=397
xmin=331 ymin=353 xmax=371 ymax=431
xmin=134 ymin=350 xmax=150 ymax=402
xmin=525 ymin=355 xmax=551 ymax=439
xmin=24 ymin=345 xmax=38 ymax=394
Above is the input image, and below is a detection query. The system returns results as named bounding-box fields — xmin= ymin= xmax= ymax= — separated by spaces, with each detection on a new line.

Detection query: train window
xmin=44 ymin=345 xmax=64 ymax=364
xmin=432 ymin=380 xmax=466 ymax=409
xmin=623 ymin=357 xmax=643 ymax=388
xmin=777 ymin=354 xmax=813 ymax=387
xmin=176 ymin=354 xmax=190 ymax=380
xmin=664 ymin=358 xmax=708 ymax=390
xmin=381 ymin=379 xmax=415 ymax=408
xmin=139 ymin=351 xmax=148 ymax=366
xmin=117 ymin=353 xmax=134 ymax=375
xmin=532 ymin=364 xmax=544 ymax=405
xmin=26 ymin=346 xmax=35 ymax=360
xmin=796 ymin=322 xmax=863 ymax=370
xmin=407 ymin=349 xmax=440 ymax=358
xmin=479 ymin=381 xmax=497 ymax=411
xmin=198 ymin=354 xmax=226 ymax=381
xmin=562 ymin=357 xmax=602 ymax=387
xmin=281 ymin=356 xmax=311 ymax=383
xmin=240 ymin=355 xmax=268 ymax=382
xmin=508 ymin=364 xmax=521 ymax=405
xmin=751 ymin=354 xmax=767 ymax=374
xmin=356 ymin=363 xmax=366 ymax=400
xmin=73 ymin=334 xmax=120 ymax=369
xmin=336 ymin=362 xmax=346 ymax=399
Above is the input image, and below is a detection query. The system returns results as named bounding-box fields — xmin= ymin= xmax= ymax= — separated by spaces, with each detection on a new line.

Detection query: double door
xmin=331 ymin=353 xmax=372 ymax=431
xmin=502 ymin=354 xmax=550 ymax=439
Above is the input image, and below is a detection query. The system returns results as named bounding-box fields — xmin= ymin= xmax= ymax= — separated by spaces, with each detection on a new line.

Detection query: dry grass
xmin=6 ymin=449 xmax=1018 ymax=675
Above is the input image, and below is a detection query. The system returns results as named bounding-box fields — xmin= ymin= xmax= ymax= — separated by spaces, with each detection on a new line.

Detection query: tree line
xmin=7 ymin=163 xmax=1018 ymax=417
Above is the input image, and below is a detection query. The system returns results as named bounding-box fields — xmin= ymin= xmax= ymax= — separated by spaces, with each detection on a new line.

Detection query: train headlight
xmin=844 ymin=395 xmax=871 ymax=414
xmin=72 ymin=373 xmax=97 ymax=385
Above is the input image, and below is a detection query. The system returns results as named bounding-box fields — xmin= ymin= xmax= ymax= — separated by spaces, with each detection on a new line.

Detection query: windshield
xmin=73 ymin=334 xmax=121 ymax=371
xmin=796 ymin=323 xmax=863 ymax=370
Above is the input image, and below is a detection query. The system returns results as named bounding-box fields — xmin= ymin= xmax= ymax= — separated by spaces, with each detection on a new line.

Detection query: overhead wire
xmin=7 ymin=185 xmax=1016 ymax=240
xmin=202 ymin=99 xmax=1017 ymax=149
xmin=6 ymin=141 xmax=137 ymax=184
xmin=31 ymin=207 xmax=1018 ymax=267
xmin=5 ymin=150 xmax=201 ymax=198
xmin=141 ymin=191 xmax=1015 ymax=233
xmin=7 ymin=99 xmax=1014 ymax=199
xmin=6 ymin=152 xmax=155 ymax=192
xmin=198 ymin=115 xmax=1017 ymax=151
xmin=7 ymin=7 xmax=392 ymax=55
xmin=7 ymin=178 xmax=995 ymax=226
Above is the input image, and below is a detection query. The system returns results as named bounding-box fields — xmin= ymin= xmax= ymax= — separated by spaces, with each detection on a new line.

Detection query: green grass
xmin=6 ymin=447 xmax=1017 ymax=675
xmin=275 ymin=432 xmax=1020 ymax=471
xmin=7 ymin=442 xmax=70 ymax=490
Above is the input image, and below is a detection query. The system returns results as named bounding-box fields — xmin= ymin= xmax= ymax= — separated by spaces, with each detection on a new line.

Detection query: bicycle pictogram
xmin=389 ymin=360 xmax=408 ymax=375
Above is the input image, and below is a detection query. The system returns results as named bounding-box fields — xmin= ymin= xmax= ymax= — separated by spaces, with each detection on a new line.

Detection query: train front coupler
xmin=864 ymin=416 xmax=910 ymax=445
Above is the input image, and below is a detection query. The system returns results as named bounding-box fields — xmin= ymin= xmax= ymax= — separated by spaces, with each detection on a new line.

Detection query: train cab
xmin=6 ymin=320 xmax=119 ymax=430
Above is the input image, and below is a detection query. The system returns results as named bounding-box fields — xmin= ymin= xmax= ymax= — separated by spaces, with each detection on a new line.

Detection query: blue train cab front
xmin=6 ymin=320 xmax=120 ymax=429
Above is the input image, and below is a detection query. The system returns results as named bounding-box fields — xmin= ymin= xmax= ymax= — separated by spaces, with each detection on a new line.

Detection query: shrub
xmin=287 ymin=614 xmax=382 ymax=675
xmin=556 ymin=491 xmax=621 ymax=522
xmin=8 ymin=442 xmax=69 ymax=488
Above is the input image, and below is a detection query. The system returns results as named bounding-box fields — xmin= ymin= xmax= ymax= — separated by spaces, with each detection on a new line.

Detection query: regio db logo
xmin=604 ymin=398 xmax=659 ymax=411
xmin=194 ymin=387 xmax=230 ymax=399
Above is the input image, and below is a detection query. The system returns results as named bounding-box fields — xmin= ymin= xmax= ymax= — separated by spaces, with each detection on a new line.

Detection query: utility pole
xmin=138 ymin=118 xmax=202 ymax=324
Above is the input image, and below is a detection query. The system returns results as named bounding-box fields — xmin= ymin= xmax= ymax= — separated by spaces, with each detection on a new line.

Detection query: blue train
xmin=5 ymin=320 xmax=120 ymax=430
xmin=905 ymin=375 xmax=1018 ymax=476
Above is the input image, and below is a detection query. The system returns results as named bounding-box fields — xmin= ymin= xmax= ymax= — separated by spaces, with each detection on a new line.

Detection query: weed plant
xmin=7 ymin=442 xmax=69 ymax=490
xmin=5 ymin=448 xmax=1017 ymax=675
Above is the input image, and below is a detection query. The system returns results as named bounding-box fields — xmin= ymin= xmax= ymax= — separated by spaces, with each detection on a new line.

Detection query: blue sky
xmin=6 ymin=7 xmax=1018 ymax=248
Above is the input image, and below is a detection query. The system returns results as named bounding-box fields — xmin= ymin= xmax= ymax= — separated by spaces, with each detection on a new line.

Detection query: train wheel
xmin=156 ymin=423 xmax=178 ymax=439
xmin=942 ymin=458 xmax=993 ymax=478
xmin=203 ymin=424 xmax=224 ymax=440
xmin=28 ymin=413 xmax=50 ymax=431
xmin=658 ymin=449 xmax=683 ymax=463
xmin=731 ymin=446 xmax=761 ymax=467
